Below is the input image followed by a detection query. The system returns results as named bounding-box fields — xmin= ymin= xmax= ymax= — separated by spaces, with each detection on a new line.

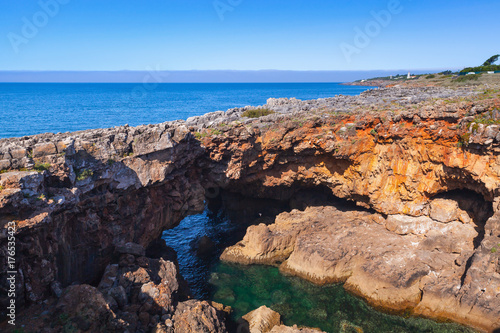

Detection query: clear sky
xmin=0 ymin=0 xmax=498 ymax=72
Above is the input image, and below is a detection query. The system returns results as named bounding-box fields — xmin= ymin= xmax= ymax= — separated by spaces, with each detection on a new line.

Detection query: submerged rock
xmin=270 ymin=325 xmax=326 ymax=333
xmin=196 ymin=235 xmax=216 ymax=256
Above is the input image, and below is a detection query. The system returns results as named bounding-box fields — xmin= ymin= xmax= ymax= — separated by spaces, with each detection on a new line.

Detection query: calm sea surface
xmin=0 ymin=83 xmax=370 ymax=139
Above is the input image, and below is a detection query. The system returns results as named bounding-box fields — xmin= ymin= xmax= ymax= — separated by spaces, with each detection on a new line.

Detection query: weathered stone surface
xmin=223 ymin=205 xmax=499 ymax=331
xmin=270 ymin=325 xmax=325 ymax=333
xmin=173 ymin=300 xmax=227 ymax=333
xmin=116 ymin=242 xmax=146 ymax=256
xmin=55 ymin=284 xmax=115 ymax=332
xmin=109 ymin=285 xmax=128 ymax=309
xmin=241 ymin=305 xmax=281 ymax=333
xmin=33 ymin=142 xmax=57 ymax=157
xmin=9 ymin=147 xmax=26 ymax=159
xmin=430 ymin=199 xmax=459 ymax=223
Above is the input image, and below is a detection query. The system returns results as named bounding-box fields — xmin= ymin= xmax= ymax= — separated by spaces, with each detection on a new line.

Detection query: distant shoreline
xmin=0 ymin=69 xmax=447 ymax=83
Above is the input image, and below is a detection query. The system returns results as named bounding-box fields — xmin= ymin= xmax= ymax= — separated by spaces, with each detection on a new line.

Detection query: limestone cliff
xmin=1 ymin=86 xmax=500 ymax=332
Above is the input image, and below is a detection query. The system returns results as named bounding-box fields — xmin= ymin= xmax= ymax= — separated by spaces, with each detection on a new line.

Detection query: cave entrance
xmin=432 ymin=189 xmax=493 ymax=247
xmin=161 ymin=184 xmax=370 ymax=299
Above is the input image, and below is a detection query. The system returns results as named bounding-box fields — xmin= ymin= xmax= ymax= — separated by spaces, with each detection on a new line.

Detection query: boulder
xmin=56 ymin=284 xmax=115 ymax=332
xmin=241 ymin=305 xmax=281 ymax=333
xmin=385 ymin=214 xmax=436 ymax=235
xmin=116 ymin=242 xmax=146 ymax=256
xmin=173 ymin=300 xmax=227 ymax=333
xmin=429 ymin=199 xmax=459 ymax=223
xmin=270 ymin=325 xmax=325 ymax=333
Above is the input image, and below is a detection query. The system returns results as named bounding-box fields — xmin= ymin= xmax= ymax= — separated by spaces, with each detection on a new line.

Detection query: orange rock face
xmin=211 ymin=96 xmax=500 ymax=332
xmin=202 ymin=97 xmax=500 ymax=218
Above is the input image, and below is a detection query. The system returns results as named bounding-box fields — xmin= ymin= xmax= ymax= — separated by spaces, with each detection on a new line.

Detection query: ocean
xmin=0 ymin=82 xmax=370 ymax=139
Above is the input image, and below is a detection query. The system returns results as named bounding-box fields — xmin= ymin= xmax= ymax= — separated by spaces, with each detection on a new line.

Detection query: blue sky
xmin=0 ymin=0 xmax=498 ymax=72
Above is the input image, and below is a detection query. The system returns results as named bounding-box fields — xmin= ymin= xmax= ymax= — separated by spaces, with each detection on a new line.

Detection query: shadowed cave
xmin=160 ymin=185 xmax=479 ymax=332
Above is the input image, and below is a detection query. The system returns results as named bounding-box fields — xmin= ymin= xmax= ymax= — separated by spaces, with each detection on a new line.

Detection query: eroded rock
xmin=222 ymin=205 xmax=500 ymax=331
xmin=240 ymin=305 xmax=281 ymax=333
xmin=173 ymin=300 xmax=227 ymax=333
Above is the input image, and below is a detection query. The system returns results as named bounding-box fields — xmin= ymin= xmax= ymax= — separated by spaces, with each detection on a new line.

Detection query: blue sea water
xmin=0 ymin=83 xmax=370 ymax=139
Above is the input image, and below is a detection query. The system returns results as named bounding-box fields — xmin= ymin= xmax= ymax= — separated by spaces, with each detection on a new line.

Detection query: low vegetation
xmin=460 ymin=65 xmax=500 ymax=74
xmin=470 ymin=110 xmax=500 ymax=126
xmin=76 ymin=169 xmax=93 ymax=181
xmin=34 ymin=162 xmax=51 ymax=172
xmin=241 ymin=108 xmax=275 ymax=118
xmin=194 ymin=128 xmax=223 ymax=139
xmin=455 ymin=74 xmax=482 ymax=83
xmin=457 ymin=132 xmax=471 ymax=148
xmin=460 ymin=54 xmax=500 ymax=74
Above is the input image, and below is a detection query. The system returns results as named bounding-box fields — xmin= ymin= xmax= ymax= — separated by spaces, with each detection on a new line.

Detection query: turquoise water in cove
xmin=0 ymin=82 xmax=370 ymax=138
xmin=163 ymin=206 xmax=476 ymax=333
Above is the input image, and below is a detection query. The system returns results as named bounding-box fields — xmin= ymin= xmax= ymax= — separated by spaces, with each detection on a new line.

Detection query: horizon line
xmin=0 ymin=69 xmax=457 ymax=83
xmin=0 ymin=68 xmax=457 ymax=72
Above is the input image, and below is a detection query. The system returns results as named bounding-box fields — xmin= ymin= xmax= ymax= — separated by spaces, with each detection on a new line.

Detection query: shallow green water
xmin=163 ymin=205 xmax=477 ymax=333
xmin=210 ymin=263 xmax=476 ymax=333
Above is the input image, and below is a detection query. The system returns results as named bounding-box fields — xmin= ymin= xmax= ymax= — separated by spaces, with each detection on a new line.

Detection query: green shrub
xmin=241 ymin=108 xmax=275 ymax=118
xmin=425 ymin=74 xmax=436 ymax=79
xmin=76 ymin=169 xmax=93 ymax=181
xmin=455 ymin=74 xmax=481 ymax=83
xmin=210 ymin=129 xmax=222 ymax=136
xmin=0 ymin=185 xmax=4 ymax=191
xmin=460 ymin=65 xmax=500 ymax=74
xmin=458 ymin=133 xmax=471 ymax=147
xmin=34 ymin=162 xmax=51 ymax=172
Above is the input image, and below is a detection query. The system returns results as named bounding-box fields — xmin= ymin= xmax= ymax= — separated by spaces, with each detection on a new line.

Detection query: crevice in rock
xmin=288 ymin=185 xmax=375 ymax=214
xmin=460 ymin=254 xmax=475 ymax=287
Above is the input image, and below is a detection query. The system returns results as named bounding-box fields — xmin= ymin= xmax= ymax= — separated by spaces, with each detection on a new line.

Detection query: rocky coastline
xmin=1 ymin=82 xmax=500 ymax=332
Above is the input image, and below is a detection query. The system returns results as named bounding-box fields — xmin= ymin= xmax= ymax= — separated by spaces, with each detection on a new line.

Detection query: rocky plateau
xmin=1 ymin=83 xmax=500 ymax=332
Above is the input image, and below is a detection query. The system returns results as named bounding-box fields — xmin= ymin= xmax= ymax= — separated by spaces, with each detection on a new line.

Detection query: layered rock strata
xmin=1 ymin=86 xmax=500 ymax=331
